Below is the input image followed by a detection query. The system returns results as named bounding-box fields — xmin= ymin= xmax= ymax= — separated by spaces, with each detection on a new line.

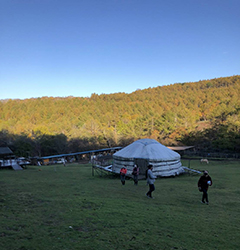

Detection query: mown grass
xmin=0 ymin=160 xmax=240 ymax=250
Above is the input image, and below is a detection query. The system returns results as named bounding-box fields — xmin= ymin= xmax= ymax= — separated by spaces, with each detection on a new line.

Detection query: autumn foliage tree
xmin=0 ymin=75 xmax=240 ymax=156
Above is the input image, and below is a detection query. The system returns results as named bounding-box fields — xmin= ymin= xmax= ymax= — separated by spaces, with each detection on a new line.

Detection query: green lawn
xmin=1 ymin=160 xmax=240 ymax=250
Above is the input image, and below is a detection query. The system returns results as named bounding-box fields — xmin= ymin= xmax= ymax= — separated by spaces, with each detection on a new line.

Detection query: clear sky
xmin=1 ymin=0 xmax=239 ymax=100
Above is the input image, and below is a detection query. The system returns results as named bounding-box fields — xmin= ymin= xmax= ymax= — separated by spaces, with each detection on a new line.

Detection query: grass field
xmin=1 ymin=160 xmax=240 ymax=250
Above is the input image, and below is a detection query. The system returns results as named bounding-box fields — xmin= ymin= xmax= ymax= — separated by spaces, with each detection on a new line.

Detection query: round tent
xmin=112 ymin=138 xmax=185 ymax=177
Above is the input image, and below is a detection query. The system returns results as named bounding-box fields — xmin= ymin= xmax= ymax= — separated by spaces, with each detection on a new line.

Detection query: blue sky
xmin=1 ymin=0 xmax=239 ymax=100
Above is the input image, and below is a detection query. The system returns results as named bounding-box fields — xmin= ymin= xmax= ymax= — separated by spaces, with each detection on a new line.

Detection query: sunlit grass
xmin=1 ymin=160 xmax=240 ymax=250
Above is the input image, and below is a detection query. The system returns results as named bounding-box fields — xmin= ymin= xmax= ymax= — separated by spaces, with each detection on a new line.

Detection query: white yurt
xmin=112 ymin=138 xmax=185 ymax=177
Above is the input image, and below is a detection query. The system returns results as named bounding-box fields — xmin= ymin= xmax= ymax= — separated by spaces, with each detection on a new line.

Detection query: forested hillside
xmin=1 ymin=75 xmax=240 ymax=157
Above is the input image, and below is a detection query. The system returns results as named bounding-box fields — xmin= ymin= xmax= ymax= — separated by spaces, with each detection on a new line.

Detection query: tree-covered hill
xmin=0 ymin=75 xmax=240 ymax=157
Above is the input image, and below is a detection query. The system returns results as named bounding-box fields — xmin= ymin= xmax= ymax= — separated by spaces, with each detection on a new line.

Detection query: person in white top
xmin=146 ymin=165 xmax=157 ymax=198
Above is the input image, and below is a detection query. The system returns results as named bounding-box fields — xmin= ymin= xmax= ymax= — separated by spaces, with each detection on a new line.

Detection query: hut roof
xmin=0 ymin=147 xmax=13 ymax=156
xmin=167 ymin=146 xmax=194 ymax=151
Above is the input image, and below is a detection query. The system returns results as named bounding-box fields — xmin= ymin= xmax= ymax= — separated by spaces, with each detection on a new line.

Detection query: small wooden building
xmin=0 ymin=147 xmax=14 ymax=159
xmin=0 ymin=147 xmax=23 ymax=170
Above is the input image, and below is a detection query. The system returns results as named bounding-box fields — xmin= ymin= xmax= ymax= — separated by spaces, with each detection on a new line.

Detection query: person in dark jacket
xmin=198 ymin=170 xmax=212 ymax=204
xmin=132 ymin=164 xmax=139 ymax=185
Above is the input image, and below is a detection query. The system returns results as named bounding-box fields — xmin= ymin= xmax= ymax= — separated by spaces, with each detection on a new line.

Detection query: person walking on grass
xmin=198 ymin=170 xmax=213 ymax=205
xmin=120 ymin=166 xmax=127 ymax=185
xmin=132 ymin=164 xmax=139 ymax=185
xmin=146 ymin=165 xmax=157 ymax=198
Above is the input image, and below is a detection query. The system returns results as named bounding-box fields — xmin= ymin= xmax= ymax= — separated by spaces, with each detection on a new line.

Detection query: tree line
xmin=0 ymin=75 xmax=240 ymax=157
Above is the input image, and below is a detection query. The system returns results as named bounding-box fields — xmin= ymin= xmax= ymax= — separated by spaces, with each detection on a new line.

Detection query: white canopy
xmin=114 ymin=138 xmax=180 ymax=161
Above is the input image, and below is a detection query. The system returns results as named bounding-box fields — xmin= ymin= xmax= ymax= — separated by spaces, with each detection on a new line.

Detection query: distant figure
xmin=198 ymin=170 xmax=213 ymax=205
xmin=146 ymin=165 xmax=157 ymax=198
xmin=120 ymin=166 xmax=127 ymax=185
xmin=62 ymin=158 xmax=66 ymax=166
xmin=132 ymin=164 xmax=139 ymax=185
xmin=200 ymin=159 xmax=209 ymax=164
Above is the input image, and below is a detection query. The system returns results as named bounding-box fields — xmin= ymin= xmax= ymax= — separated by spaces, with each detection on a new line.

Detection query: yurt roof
xmin=113 ymin=139 xmax=180 ymax=161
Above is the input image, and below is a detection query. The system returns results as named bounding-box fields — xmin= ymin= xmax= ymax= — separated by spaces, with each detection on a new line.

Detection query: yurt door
xmin=134 ymin=158 xmax=149 ymax=176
